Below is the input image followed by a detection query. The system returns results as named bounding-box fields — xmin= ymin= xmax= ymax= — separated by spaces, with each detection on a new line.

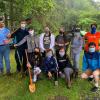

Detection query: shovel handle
xmin=28 ymin=67 xmax=33 ymax=84
xmin=25 ymin=50 xmax=33 ymax=84
xmin=25 ymin=50 xmax=28 ymax=63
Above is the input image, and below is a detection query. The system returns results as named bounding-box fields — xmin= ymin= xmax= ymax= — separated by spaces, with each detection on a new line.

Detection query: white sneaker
xmin=55 ymin=81 xmax=58 ymax=86
xmin=33 ymin=75 xmax=37 ymax=82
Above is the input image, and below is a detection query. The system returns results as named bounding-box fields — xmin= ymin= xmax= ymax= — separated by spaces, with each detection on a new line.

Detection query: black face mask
xmin=34 ymin=52 xmax=39 ymax=55
xmin=59 ymin=31 xmax=64 ymax=35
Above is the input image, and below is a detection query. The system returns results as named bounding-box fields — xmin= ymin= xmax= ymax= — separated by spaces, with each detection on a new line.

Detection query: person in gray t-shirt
xmin=14 ymin=27 xmax=39 ymax=53
xmin=71 ymin=28 xmax=83 ymax=78
xmin=14 ymin=27 xmax=39 ymax=69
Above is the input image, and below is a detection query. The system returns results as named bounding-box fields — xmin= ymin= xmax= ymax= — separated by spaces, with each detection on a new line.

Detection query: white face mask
xmin=89 ymin=47 xmax=95 ymax=53
xmin=29 ymin=30 xmax=34 ymax=36
xmin=0 ymin=27 xmax=4 ymax=30
xmin=21 ymin=24 xmax=26 ymax=28
xmin=59 ymin=51 xmax=65 ymax=57
xmin=75 ymin=32 xmax=80 ymax=37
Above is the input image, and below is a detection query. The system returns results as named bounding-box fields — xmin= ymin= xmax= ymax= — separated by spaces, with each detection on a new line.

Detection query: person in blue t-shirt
xmin=81 ymin=42 xmax=100 ymax=92
xmin=0 ymin=19 xmax=11 ymax=75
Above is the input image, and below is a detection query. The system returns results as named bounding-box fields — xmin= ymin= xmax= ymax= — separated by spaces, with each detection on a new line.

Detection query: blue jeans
xmin=0 ymin=45 xmax=10 ymax=72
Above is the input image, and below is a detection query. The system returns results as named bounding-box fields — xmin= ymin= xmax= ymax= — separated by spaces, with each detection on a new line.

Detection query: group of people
xmin=81 ymin=24 xmax=100 ymax=92
xmin=0 ymin=18 xmax=100 ymax=92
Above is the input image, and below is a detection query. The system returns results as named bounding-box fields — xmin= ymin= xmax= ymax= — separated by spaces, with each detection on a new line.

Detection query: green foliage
xmin=23 ymin=0 xmax=55 ymax=16
xmin=0 ymin=0 xmax=100 ymax=32
xmin=0 ymin=50 xmax=93 ymax=100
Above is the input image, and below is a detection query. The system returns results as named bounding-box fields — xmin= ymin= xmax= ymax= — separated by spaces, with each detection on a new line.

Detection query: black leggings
xmin=15 ymin=49 xmax=27 ymax=72
xmin=28 ymin=52 xmax=34 ymax=68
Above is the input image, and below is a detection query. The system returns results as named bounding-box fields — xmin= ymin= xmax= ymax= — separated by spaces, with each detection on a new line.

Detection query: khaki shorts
xmin=81 ymin=69 xmax=100 ymax=79
xmin=85 ymin=69 xmax=100 ymax=76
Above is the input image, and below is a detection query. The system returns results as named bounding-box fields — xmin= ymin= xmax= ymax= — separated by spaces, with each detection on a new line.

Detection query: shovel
xmin=25 ymin=50 xmax=36 ymax=93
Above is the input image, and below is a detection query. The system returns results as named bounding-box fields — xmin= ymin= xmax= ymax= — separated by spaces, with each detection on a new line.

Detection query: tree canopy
xmin=0 ymin=0 xmax=100 ymax=32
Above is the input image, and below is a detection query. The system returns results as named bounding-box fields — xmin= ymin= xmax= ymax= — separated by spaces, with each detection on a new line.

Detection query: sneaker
xmin=91 ymin=86 xmax=98 ymax=92
xmin=55 ymin=81 xmax=58 ymax=86
xmin=33 ymin=75 xmax=37 ymax=83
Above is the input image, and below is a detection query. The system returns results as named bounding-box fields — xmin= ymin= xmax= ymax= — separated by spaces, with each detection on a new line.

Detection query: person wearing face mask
xmin=43 ymin=49 xmax=58 ymax=86
xmin=14 ymin=27 xmax=39 ymax=62
xmin=84 ymin=23 xmax=100 ymax=52
xmin=27 ymin=48 xmax=42 ymax=82
xmin=57 ymin=48 xmax=73 ymax=88
xmin=14 ymin=27 xmax=39 ymax=53
xmin=81 ymin=42 xmax=100 ymax=92
xmin=71 ymin=28 xmax=83 ymax=78
xmin=55 ymin=27 xmax=69 ymax=55
xmin=8 ymin=20 xmax=29 ymax=73
xmin=39 ymin=27 xmax=55 ymax=57
xmin=0 ymin=18 xmax=11 ymax=75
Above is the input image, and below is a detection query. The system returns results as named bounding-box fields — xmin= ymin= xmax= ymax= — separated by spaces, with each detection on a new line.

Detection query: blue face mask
xmin=91 ymin=27 xmax=96 ymax=34
xmin=89 ymin=47 xmax=95 ymax=53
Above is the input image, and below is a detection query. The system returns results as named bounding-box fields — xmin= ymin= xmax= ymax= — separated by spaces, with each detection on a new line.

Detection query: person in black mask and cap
xmin=55 ymin=27 xmax=69 ymax=56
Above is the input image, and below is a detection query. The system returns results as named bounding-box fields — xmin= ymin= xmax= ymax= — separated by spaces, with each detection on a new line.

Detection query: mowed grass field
xmin=0 ymin=50 xmax=99 ymax=100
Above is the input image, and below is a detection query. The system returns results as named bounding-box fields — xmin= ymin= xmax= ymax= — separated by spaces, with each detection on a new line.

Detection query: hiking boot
xmin=32 ymin=75 xmax=37 ymax=83
xmin=91 ymin=86 xmax=98 ymax=92
xmin=55 ymin=81 xmax=58 ymax=86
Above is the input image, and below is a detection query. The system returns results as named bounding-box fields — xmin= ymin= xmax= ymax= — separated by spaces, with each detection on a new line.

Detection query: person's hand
xmin=35 ymin=48 xmax=39 ymax=52
xmin=59 ymin=71 xmax=62 ymax=75
xmin=55 ymin=42 xmax=59 ymax=46
xmin=27 ymin=62 xmax=31 ymax=68
xmin=7 ymin=33 xmax=11 ymax=38
xmin=48 ymin=71 xmax=52 ymax=78
xmin=3 ymin=39 xmax=10 ymax=44
xmin=14 ymin=44 xmax=17 ymax=47
xmin=65 ymin=42 xmax=69 ymax=46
